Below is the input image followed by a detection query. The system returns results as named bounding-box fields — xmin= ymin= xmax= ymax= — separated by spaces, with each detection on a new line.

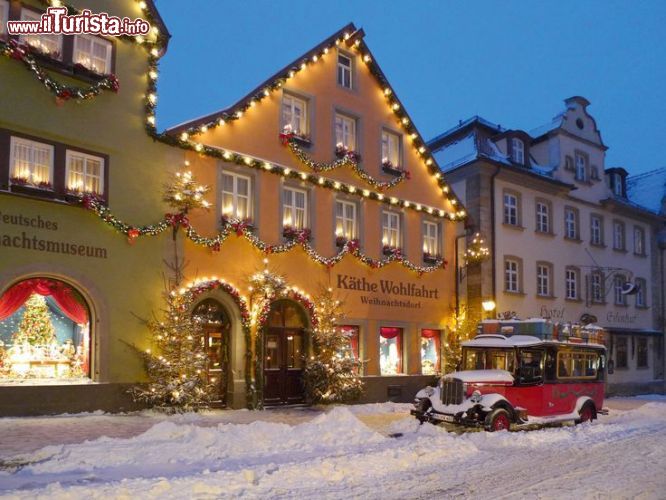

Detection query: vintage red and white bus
xmin=411 ymin=320 xmax=607 ymax=431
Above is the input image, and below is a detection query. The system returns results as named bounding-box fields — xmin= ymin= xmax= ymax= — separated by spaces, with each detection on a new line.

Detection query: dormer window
xmin=613 ymin=173 xmax=624 ymax=197
xmin=511 ymin=138 xmax=524 ymax=165
xmin=337 ymin=53 xmax=352 ymax=89
xmin=575 ymin=152 xmax=587 ymax=181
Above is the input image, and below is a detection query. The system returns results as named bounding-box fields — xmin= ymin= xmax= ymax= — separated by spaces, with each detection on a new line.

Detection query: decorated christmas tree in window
xmin=12 ymin=294 xmax=56 ymax=347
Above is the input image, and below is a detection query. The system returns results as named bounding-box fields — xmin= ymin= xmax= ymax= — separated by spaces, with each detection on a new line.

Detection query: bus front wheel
xmin=484 ymin=408 xmax=511 ymax=432
xmin=576 ymin=402 xmax=596 ymax=424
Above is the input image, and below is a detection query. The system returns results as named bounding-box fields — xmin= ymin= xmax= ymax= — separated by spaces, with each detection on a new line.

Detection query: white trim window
xmin=0 ymin=1 xmax=9 ymax=37
xmin=10 ymin=137 xmax=54 ymax=187
xmin=337 ymin=53 xmax=352 ymax=89
xmin=511 ymin=138 xmax=524 ymax=165
xmin=503 ymin=193 xmax=518 ymax=226
xmin=335 ymin=113 xmax=356 ymax=150
xmin=73 ymin=35 xmax=112 ymax=74
xmin=505 ymin=259 xmax=519 ymax=293
xmin=422 ymin=220 xmax=440 ymax=257
xmin=575 ymin=152 xmax=587 ymax=181
xmin=19 ymin=9 xmax=63 ymax=59
xmin=382 ymin=211 xmax=401 ymax=249
xmin=537 ymin=264 xmax=551 ymax=297
xmin=590 ymin=215 xmax=603 ymax=246
xmin=281 ymin=94 xmax=308 ymax=136
xmin=591 ymin=272 xmax=603 ymax=303
xmin=66 ymin=150 xmax=104 ymax=195
xmin=335 ymin=200 xmax=357 ymax=241
xmin=536 ymin=201 xmax=550 ymax=233
xmin=565 ymin=207 xmax=578 ymax=239
xmin=636 ymin=278 xmax=647 ymax=307
xmin=614 ymin=276 xmax=627 ymax=306
xmin=282 ymin=186 xmax=307 ymax=230
xmin=613 ymin=221 xmax=625 ymax=250
xmin=634 ymin=226 xmax=645 ymax=255
xmin=381 ymin=130 xmax=400 ymax=167
xmin=565 ymin=268 xmax=578 ymax=300
xmin=221 ymin=171 xmax=252 ymax=220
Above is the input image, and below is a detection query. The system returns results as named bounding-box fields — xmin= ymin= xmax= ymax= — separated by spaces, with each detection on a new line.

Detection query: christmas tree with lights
xmin=444 ymin=306 xmax=480 ymax=374
xmin=12 ymin=294 xmax=56 ymax=346
xmin=304 ymin=288 xmax=363 ymax=403
xmin=130 ymin=169 xmax=213 ymax=412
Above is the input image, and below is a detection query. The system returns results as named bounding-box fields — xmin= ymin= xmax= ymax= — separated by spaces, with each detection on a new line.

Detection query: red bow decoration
xmin=165 ymin=213 xmax=190 ymax=229
xmin=127 ymin=228 xmax=140 ymax=244
xmin=279 ymin=132 xmax=295 ymax=146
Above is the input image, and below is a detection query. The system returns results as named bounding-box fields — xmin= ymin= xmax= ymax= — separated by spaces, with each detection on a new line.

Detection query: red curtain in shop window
xmin=380 ymin=327 xmax=403 ymax=373
xmin=342 ymin=326 xmax=359 ymax=360
xmin=422 ymin=329 xmax=441 ymax=370
xmin=0 ymin=279 xmax=88 ymax=324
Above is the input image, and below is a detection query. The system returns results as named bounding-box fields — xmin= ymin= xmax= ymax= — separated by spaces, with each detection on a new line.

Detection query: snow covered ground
xmin=0 ymin=396 xmax=665 ymax=499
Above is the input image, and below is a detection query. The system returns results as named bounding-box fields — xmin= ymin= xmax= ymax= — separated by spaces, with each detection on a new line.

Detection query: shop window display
xmin=421 ymin=329 xmax=440 ymax=375
xmin=0 ymin=279 xmax=90 ymax=382
xmin=379 ymin=327 xmax=402 ymax=375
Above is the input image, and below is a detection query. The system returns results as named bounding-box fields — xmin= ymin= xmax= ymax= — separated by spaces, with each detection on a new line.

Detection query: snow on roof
xmin=463 ymin=335 xmax=543 ymax=348
xmin=529 ymin=107 xmax=569 ymax=138
xmin=445 ymin=369 xmax=514 ymax=384
xmin=626 ymin=167 xmax=666 ymax=215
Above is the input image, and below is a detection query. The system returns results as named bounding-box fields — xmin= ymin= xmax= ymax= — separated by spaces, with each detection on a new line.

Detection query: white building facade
xmin=430 ymin=97 xmax=665 ymax=395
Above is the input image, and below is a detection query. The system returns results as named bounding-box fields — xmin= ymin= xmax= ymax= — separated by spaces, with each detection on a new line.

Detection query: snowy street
xmin=0 ymin=396 xmax=665 ymax=499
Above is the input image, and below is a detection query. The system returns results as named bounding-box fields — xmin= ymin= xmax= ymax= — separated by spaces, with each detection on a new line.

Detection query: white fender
xmin=480 ymin=393 xmax=512 ymax=412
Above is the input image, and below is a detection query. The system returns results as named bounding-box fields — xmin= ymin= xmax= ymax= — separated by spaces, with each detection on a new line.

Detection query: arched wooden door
xmin=192 ymin=299 xmax=231 ymax=406
xmin=263 ymin=300 xmax=307 ymax=406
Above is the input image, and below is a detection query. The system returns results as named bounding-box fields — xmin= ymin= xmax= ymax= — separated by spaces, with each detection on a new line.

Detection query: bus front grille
xmin=441 ymin=378 xmax=464 ymax=405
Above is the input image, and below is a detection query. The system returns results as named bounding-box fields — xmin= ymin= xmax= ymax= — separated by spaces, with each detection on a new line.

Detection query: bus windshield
xmin=463 ymin=347 xmax=515 ymax=373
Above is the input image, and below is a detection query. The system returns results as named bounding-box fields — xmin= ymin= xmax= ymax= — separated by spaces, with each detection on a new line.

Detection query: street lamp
xmin=482 ymin=300 xmax=496 ymax=319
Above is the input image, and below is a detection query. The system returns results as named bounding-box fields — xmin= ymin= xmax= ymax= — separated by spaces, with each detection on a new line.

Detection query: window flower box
xmin=280 ymin=125 xmax=311 ymax=147
xmin=221 ymin=215 xmax=254 ymax=234
xmin=423 ymin=253 xmax=441 ymax=265
xmin=381 ymin=159 xmax=405 ymax=176
xmin=10 ymin=177 xmax=52 ymax=191
xmin=283 ymin=226 xmax=311 ymax=242
xmin=336 ymin=236 xmax=359 ymax=251
xmin=335 ymin=143 xmax=361 ymax=162
xmin=382 ymin=245 xmax=402 ymax=257
xmin=72 ymin=63 xmax=108 ymax=81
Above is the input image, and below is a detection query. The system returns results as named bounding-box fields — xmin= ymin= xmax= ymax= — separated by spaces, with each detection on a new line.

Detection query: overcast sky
xmin=156 ymin=0 xmax=666 ymax=176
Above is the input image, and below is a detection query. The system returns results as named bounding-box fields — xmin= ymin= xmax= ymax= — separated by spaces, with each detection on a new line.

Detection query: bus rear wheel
xmin=576 ymin=402 xmax=596 ymax=424
xmin=484 ymin=408 xmax=511 ymax=432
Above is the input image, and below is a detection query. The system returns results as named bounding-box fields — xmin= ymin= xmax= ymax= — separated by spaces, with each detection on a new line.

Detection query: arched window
xmin=0 ymin=278 xmax=91 ymax=382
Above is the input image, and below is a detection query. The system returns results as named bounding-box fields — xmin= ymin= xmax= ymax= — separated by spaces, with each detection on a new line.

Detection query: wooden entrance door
xmin=263 ymin=301 xmax=307 ymax=405
xmin=193 ymin=299 xmax=231 ymax=406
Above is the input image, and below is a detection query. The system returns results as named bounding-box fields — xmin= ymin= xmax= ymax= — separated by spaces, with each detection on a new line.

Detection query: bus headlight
xmin=424 ymin=386 xmax=435 ymax=397
xmin=470 ymin=390 xmax=482 ymax=403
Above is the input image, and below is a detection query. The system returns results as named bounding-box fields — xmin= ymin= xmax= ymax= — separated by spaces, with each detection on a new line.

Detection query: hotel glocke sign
xmin=336 ymin=273 xmax=440 ymax=310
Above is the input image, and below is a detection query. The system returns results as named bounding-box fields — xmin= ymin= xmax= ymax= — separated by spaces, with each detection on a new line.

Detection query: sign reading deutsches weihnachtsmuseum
xmin=336 ymin=273 xmax=439 ymax=310
xmin=0 ymin=211 xmax=108 ymax=259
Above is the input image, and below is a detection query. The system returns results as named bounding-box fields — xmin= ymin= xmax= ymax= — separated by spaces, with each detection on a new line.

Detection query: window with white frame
xmin=382 ymin=211 xmax=401 ymax=249
xmin=335 ymin=200 xmax=357 ymax=241
xmin=536 ymin=201 xmax=550 ymax=233
xmin=282 ymin=187 xmax=307 ymax=230
xmin=73 ymin=35 xmax=112 ymax=74
xmin=65 ymin=150 xmax=104 ymax=195
xmin=221 ymin=171 xmax=252 ymax=220
xmin=281 ymin=94 xmax=308 ymax=136
xmin=503 ymin=193 xmax=519 ymax=226
xmin=565 ymin=268 xmax=579 ymax=300
xmin=20 ymin=9 xmax=63 ymax=59
xmin=511 ymin=138 xmax=524 ymax=165
xmin=381 ymin=130 xmax=401 ymax=167
xmin=0 ymin=1 xmax=9 ymax=37
xmin=590 ymin=215 xmax=603 ymax=246
xmin=575 ymin=152 xmax=587 ymax=181
xmin=565 ymin=207 xmax=578 ymax=239
xmin=591 ymin=272 xmax=603 ymax=303
xmin=423 ymin=220 xmax=440 ymax=257
xmin=10 ymin=137 xmax=54 ymax=187
xmin=614 ymin=275 xmax=627 ymax=306
xmin=537 ymin=263 xmax=551 ymax=297
xmin=634 ymin=226 xmax=645 ymax=255
xmin=335 ymin=113 xmax=356 ymax=150
xmin=636 ymin=278 xmax=647 ymax=307
xmin=505 ymin=258 xmax=519 ymax=293
xmin=337 ymin=53 xmax=352 ymax=89
xmin=613 ymin=220 xmax=625 ymax=250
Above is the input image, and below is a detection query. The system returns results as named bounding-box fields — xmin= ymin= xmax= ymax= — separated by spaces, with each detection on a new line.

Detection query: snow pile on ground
xmin=1 ymin=399 xmax=665 ymax=499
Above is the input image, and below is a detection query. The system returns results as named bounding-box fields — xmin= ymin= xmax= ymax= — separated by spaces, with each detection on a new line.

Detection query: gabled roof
xmin=164 ymin=23 xmax=466 ymax=217
xmin=626 ymin=167 xmax=666 ymax=215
